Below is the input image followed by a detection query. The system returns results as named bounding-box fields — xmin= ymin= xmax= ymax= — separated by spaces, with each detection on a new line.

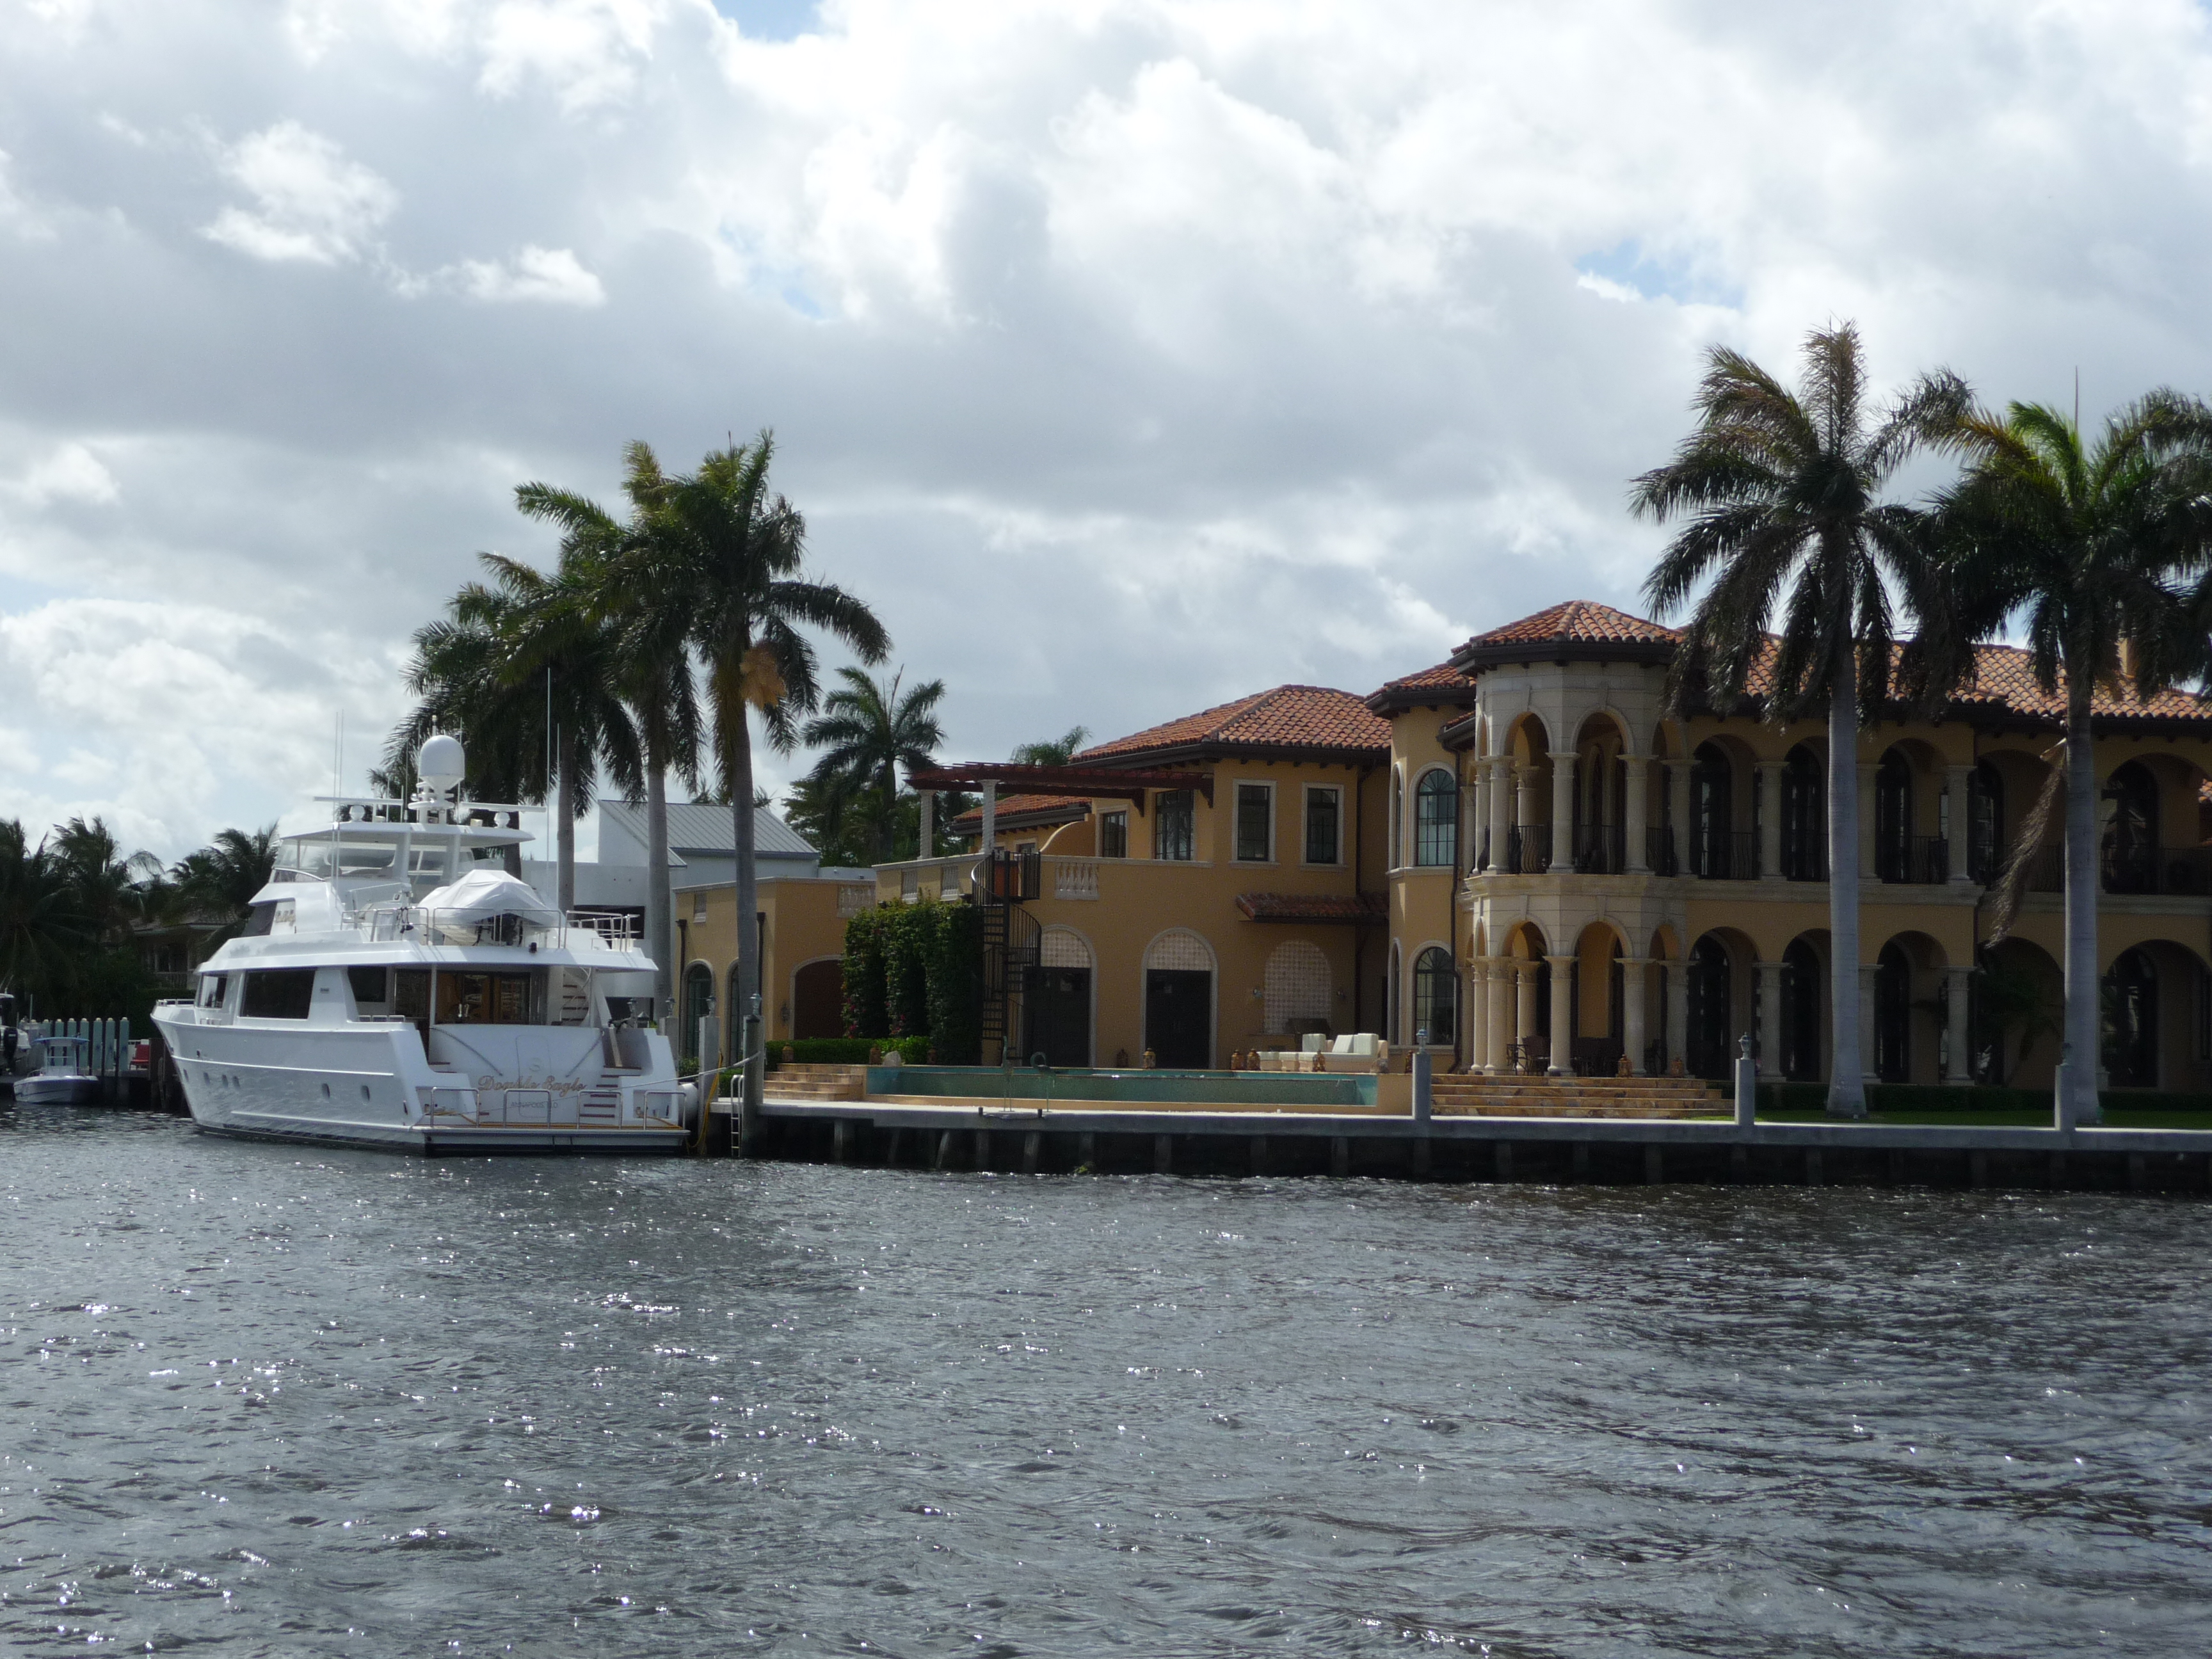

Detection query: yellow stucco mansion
xmin=689 ymin=598 xmax=2212 ymax=1093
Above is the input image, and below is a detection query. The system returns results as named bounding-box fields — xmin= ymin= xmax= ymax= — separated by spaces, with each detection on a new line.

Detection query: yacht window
xmin=437 ymin=972 xmax=534 ymax=1025
xmin=240 ymin=969 xmax=317 ymax=1019
xmin=348 ymin=966 xmax=389 ymax=1007
xmin=394 ymin=970 xmax=431 ymax=1030
xmin=239 ymin=902 xmax=277 ymax=938
xmin=198 ymin=974 xmax=228 ymax=1009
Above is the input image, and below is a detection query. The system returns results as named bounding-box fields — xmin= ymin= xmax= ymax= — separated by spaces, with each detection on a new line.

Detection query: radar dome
xmin=417 ymin=733 xmax=466 ymax=795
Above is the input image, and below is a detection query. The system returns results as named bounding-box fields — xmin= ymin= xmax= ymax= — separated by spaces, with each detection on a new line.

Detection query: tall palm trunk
xmin=2061 ymin=678 xmax=2104 ymax=1126
xmin=730 ymin=704 xmax=760 ymax=1105
xmin=557 ymin=728 xmax=578 ymax=915
xmin=645 ymin=762 xmax=671 ymax=1023
xmin=1826 ymin=630 xmax=1868 ymax=1118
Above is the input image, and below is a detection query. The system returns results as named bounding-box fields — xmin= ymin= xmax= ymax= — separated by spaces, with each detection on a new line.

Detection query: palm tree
xmin=1934 ymin=394 xmax=2212 ymax=1126
xmin=1634 ymin=323 xmax=1971 ymax=1118
xmin=1010 ymin=725 xmax=1090 ymax=767
xmin=619 ymin=433 xmax=890 ymax=1099
xmin=168 ymin=826 xmax=280 ymax=937
xmin=0 ymin=819 xmax=86 ymax=1014
xmin=801 ymin=667 xmax=947 ymax=863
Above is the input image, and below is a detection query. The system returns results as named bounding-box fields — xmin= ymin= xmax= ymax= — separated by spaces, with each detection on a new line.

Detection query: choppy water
xmin=1 ymin=1104 xmax=2208 ymax=1656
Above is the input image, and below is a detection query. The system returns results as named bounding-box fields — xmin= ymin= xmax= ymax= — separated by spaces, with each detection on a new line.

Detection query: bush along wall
xmin=835 ymin=899 xmax=985 ymax=1064
xmin=767 ymin=1036 xmax=930 ymax=1068
xmin=1755 ymin=1080 xmax=2212 ymax=1115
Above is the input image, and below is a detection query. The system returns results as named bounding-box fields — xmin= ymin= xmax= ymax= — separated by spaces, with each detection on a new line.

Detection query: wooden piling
xmin=1329 ymin=1137 xmax=1350 ymax=1178
xmin=1022 ymin=1131 xmax=1041 ymax=1174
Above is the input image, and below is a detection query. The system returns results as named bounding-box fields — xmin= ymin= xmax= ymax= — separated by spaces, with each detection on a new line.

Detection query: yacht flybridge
xmin=152 ymin=736 xmax=694 ymax=1153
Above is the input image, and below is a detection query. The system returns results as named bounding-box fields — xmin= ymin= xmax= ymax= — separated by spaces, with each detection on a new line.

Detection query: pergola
xmin=905 ymin=762 xmax=1215 ymax=852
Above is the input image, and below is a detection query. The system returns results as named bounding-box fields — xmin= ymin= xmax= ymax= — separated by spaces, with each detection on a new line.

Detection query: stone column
xmin=981 ymin=780 xmax=998 ymax=855
xmin=1622 ymin=957 xmax=1649 ymax=1074
xmin=1468 ymin=762 xmax=1489 ymax=870
xmin=1549 ymin=751 xmax=1579 ymax=870
xmin=1468 ymin=958 xmax=1489 ymax=1070
xmin=1857 ymin=763 xmax=1879 ymax=880
xmin=1944 ymin=964 xmax=1973 ymax=1084
xmin=1859 ymin=962 xmax=1880 ymax=1084
xmin=1945 ymin=764 xmax=1975 ymax=883
xmin=1491 ymin=759 xmax=1517 ymax=874
xmin=1668 ymin=761 xmax=1692 ymax=872
xmin=1756 ymin=959 xmax=1785 ymax=1082
xmin=1514 ymin=764 xmax=1537 ymax=864
xmin=1665 ymin=959 xmax=1688 ymax=1072
xmin=1489 ymin=959 xmax=1516 ymax=1074
xmin=918 ymin=790 xmax=934 ymax=860
xmin=1514 ymin=959 xmax=1538 ymax=1069
xmin=1757 ymin=761 xmax=1785 ymax=880
xmin=1546 ymin=955 xmax=1576 ymax=1075
xmin=1624 ymin=757 xmax=1651 ymax=873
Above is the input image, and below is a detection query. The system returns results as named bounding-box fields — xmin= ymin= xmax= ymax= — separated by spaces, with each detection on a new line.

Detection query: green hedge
xmin=1757 ymin=1080 xmax=2212 ymax=1114
xmin=835 ymin=899 xmax=984 ymax=1064
xmin=766 ymin=1036 xmax=930 ymax=1068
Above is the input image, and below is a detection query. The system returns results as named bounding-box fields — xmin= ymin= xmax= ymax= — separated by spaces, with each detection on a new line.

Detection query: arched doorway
xmin=1025 ymin=929 xmax=1094 ymax=1067
xmin=1781 ymin=937 xmax=1823 ymax=1080
xmin=1691 ymin=744 xmax=1735 ymax=878
xmin=1874 ymin=942 xmax=1912 ymax=1082
xmin=681 ymin=963 xmax=715 ymax=1068
xmin=2102 ymin=947 xmax=2158 ymax=1086
xmin=1143 ymin=931 xmax=1214 ymax=1069
xmin=1781 ymin=744 xmax=1824 ymax=881
xmin=791 ymin=959 xmax=844 ymax=1041
xmin=1875 ymin=750 xmax=1912 ymax=883
xmin=2103 ymin=762 xmax=2159 ymax=893
xmin=1686 ymin=935 xmax=1732 ymax=1078
xmin=1968 ymin=760 xmax=2005 ymax=885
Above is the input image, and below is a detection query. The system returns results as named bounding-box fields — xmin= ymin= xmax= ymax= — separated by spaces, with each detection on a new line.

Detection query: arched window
xmin=1414 ymin=770 xmax=1458 ymax=867
xmin=1412 ymin=947 xmax=1456 ymax=1046
xmin=2103 ymin=762 xmax=2158 ymax=893
xmin=1968 ymin=760 xmax=2005 ymax=885
xmin=2102 ymin=947 xmax=2158 ymax=1086
xmin=1781 ymin=938 xmax=1822 ymax=1080
xmin=1391 ymin=770 xmax=1404 ymax=869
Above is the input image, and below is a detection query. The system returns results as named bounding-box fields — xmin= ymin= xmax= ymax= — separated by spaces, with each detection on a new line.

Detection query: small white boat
xmin=16 ymin=1035 xmax=102 ymax=1105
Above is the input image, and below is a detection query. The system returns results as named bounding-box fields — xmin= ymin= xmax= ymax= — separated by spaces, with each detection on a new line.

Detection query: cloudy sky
xmin=4 ymin=0 xmax=2211 ymax=860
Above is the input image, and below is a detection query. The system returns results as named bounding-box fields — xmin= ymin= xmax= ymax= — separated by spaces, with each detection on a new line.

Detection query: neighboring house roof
xmin=598 ymin=799 xmax=819 ymax=860
xmin=1366 ymin=660 xmax=1477 ymax=715
xmin=949 ymin=795 xmax=1091 ymax=835
xmin=1077 ymin=685 xmax=1391 ymax=766
xmin=1235 ymin=892 xmax=1388 ymax=924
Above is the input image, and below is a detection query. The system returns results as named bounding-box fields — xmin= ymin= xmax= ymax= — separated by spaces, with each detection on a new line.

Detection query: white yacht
xmin=152 ymin=737 xmax=695 ymax=1153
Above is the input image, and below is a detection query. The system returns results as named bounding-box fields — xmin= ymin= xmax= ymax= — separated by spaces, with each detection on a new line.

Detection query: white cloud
xmin=6 ymin=442 xmax=118 ymax=507
xmin=476 ymin=0 xmax=669 ymax=112
xmin=455 ymin=244 xmax=606 ymax=305
xmin=204 ymin=121 xmax=397 ymax=265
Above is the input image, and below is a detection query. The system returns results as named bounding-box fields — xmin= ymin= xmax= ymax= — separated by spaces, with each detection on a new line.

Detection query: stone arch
xmin=680 ymin=959 xmax=716 ymax=1067
xmin=1412 ymin=763 xmax=1459 ymax=867
xmin=1780 ymin=929 xmax=1829 ymax=1082
xmin=1263 ymin=939 xmax=1332 ymax=1038
xmin=1141 ymin=929 xmax=1215 ymax=1069
xmin=1029 ymin=927 xmax=1096 ymax=1068
xmin=1976 ymin=937 xmax=2062 ymax=1089
xmin=1687 ymin=926 xmax=1756 ymax=1079
xmin=1781 ymin=741 xmax=1825 ymax=881
xmin=1144 ymin=928 xmax=1215 ymax=972
xmin=1409 ymin=941 xmax=1456 ymax=1048
xmin=1570 ymin=920 xmax=1628 ymax=1074
xmin=787 ymin=954 xmax=845 ymax=1041
xmin=1871 ymin=929 xmax=1949 ymax=1085
xmin=2100 ymin=935 xmax=2211 ymax=1091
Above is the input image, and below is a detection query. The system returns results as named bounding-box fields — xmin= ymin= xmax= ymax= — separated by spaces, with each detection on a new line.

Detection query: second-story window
xmin=1099 ymin=810 xmax=1128 ymax=858
xmin=1304 ymin=786 xmax=1340 ymax=864
xmin=1414 ymin=769 xmax=1458 ymax=867
xmin=1235 ymin=783 xmax=1272 ymax=862
xmin=1154 ymin=790 xmax=1194 ymax=861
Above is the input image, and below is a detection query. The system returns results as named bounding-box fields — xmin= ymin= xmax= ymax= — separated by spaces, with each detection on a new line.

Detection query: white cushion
xmin=1300 ymin=1033 xmax=1326 ymax=1053
xmin=1347 ymin=1033 xmax=1377 ymax=1057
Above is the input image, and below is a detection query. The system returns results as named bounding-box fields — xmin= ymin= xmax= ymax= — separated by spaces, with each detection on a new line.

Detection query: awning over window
xmin=1234 ymin=892 xmax=1388 ymax=924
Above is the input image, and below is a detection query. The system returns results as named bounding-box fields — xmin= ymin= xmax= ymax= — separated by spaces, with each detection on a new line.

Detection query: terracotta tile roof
xmin=947 ymin=794 xmax=1089 ymax=833
xmin=1366 ymin=660 xmax=1477 ymax=714
xmin=1737 ymin=638 xmax=2212 ymax=725
xmin=1077 ymin=685 xmax=1390 ymax=764
xmin=1461 ymin=600 xmax=1679 ymax=652
xmin=1235 ymin=891 xmax=1389 ymax=924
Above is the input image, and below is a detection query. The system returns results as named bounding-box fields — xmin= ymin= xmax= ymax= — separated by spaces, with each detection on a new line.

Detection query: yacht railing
xmin=351 ymin=902 xmax=643 ymax=951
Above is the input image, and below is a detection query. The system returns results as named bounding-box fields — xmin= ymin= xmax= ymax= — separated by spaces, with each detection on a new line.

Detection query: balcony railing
xmin=1503 ymin=824 xmax=1553 ymax=874
xmin=1572 ymin=822 xmax=1625 ymax=874
xmin=1646 ymin=826 xmax=1678 ymax=877
xmin=1878 ymin=835 xmax=1948 ymax=885
xmin=1690 ymin=830 xmax=1759 ymax=880
xmin=2103 ymin=842 xmax=2212 ymax=896
xmin=1779 ymin=836 xmax=1826 ymax=882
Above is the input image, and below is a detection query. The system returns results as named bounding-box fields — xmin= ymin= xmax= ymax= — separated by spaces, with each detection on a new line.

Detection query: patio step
xmin=764 ymin=1062 xmax=869 ymax=1102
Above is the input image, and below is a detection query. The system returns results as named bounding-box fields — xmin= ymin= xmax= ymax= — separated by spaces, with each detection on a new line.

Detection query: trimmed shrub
xmin=767 ymin=1036 xmax=929 ymax=1068
xmin=841 ymin=907 xmax=889 ymax=1038
xmin=880 ymin=903 xmax=934 ymax=1038
xmin=923 ymin=902 xmax=984 ymax=1065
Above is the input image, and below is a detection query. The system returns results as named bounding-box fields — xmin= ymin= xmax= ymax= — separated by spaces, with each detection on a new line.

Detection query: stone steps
xmin=765 ymin=1062 xmax=869 ymax=1102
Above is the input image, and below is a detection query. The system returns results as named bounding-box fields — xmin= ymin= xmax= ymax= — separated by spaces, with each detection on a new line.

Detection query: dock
xmin=720 ymin=1066 xmax=2212 ymax=1194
